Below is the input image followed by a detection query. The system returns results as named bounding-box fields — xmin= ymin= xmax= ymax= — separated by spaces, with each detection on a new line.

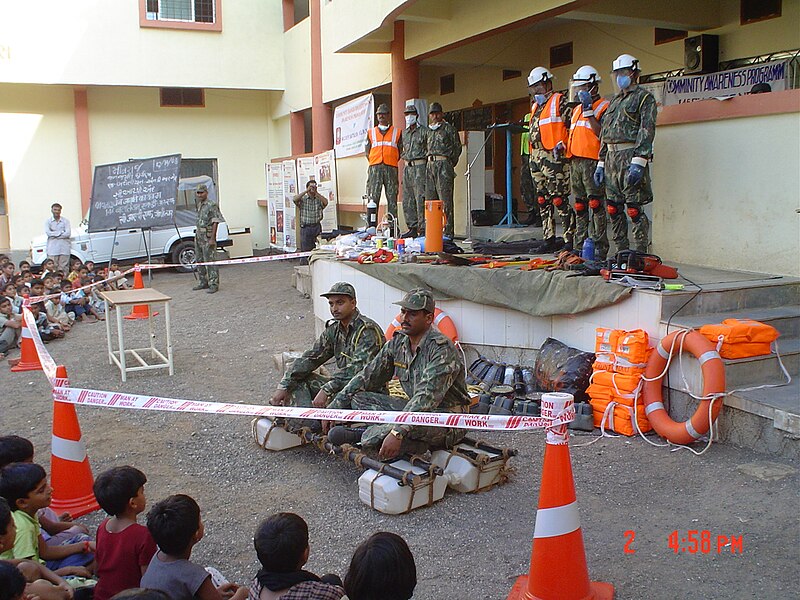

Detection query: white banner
xmin=315 ymin=150 xmax=339 ymax=232
xmin=664 ymin=60 xmax=788 ymax=106
xmin=266 ymin=163 xmax=283 ymax=248
xmin=281 ymin=160 xmax=298 ymax=252
xmin=334 ymin=93 xmax=374 ymax=158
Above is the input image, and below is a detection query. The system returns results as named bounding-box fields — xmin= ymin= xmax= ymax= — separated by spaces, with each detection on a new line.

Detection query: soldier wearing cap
xmin=324 ymin=288 xmax=469 ymax=461
xmin=364 ymin=103 xmax=402 ymax=220
xmin=400 ymin=102 xmax=428 ymax=237
xmin=193 ymin=183 xmax=225 ymax=293
xmin=425 ymin=102 xmax=462 ymax=238
xmin=269 ymin=282 xmax=384 ymax=431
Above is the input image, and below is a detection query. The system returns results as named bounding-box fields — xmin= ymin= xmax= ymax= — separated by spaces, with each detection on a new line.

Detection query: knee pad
xmin=588 ymin=197 xmax=602 ymax=210
xmin=627 ymin=204 xmax=642 ymax=222
xmin=606 ymin=201 xmax=622 ymax=216
xmin=574 ymin=200 xmax=587 ymax=213
xmin=537 ymin=195 xmax=547 ymax=206
xmin=553 ymin=196 xmax=565 ymax=208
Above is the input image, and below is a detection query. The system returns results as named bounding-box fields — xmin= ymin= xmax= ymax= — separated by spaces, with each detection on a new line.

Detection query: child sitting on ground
xmin=84 ymin=261 xmax=96 ymax=277
xmin=67 ymin=260 xmax=82 ymax=283
xmin=0 ymin=298 xmax=22 ymax=358
xmin=80 ymin=277 xmax=104 ymax=321
xmin=343 ymin=532 xmax=416 ymax=600
xmin=141 ymin=494 xmax=248 ymax=600
xmin=92 ymin=466 xmax=157 ymax=600
xmin=0 ymin=462 xmax=94 ymax=573
xmin=108 ymin=262 xmax=128 ymax=290
xmin=45 ymin=287 xmax=72 ymax=331
xmin=13 ymin=286 xmax=29 ymax=314
xmin=29 ymin=302 xmax=65 ymax=341
xmin=18 ymin=261 xmax=30 ymax=274
xmin=251 ymin=513 xmax=344 ymax=600
xmin=60 ymin=280 xmax=88 ymax=322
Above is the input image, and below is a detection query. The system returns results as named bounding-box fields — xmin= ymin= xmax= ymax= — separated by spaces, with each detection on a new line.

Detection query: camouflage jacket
xmin=329 ymin=327 xmax=470 ymax=412
xmin=599 ymin=85 xmax=657 ymax=161
xmin=401 ymin=124 xmax=428 ymax=161
xmin=279 ymin=309 xmax=384 ymax=396
xmin=425 ymin=121 xmax=462 ymax=167
xmin=529 ymin=92 xmax=572 ymax=151
xmin=196 ymin=200 xmax=224 ymax=237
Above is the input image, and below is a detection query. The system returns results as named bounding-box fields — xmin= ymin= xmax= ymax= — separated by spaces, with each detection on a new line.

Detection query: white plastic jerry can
xmin=251 ymin=417 xmax=304 ymax=451
xmin=431 ymin=443 xmax=509 ymax=493
xmin=358 ymin=459 xmax=450 ymax=514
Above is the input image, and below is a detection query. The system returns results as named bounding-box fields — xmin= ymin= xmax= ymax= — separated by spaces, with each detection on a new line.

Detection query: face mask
xmin=616 ymin=74 xmax=632 ymax=90
xmin=429 ymin=122 xmax=441 ymax=130
xmin=405 ymin=115 xmax=417 ymax=127
xmin=534 ymin=94 xmax=547 ymax=106
xmin=378 ymin=124 xmax=389 ymax=132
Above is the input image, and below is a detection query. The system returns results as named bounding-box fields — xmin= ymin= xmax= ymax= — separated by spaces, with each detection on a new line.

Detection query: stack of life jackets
xmin=698 ymin=319 xmax=779 ymax=359
xmin=587 ymin=328 xmax=653 ymax=436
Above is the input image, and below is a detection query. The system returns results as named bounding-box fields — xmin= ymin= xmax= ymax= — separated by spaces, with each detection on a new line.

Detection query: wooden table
xmin=99 ymin=288 xmax=173 ymax=382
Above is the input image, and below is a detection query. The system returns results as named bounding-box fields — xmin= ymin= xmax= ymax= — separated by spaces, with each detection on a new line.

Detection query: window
xmin=440 ymin=74 xmax=455 ymax=95
xmin=502 ymin=69 xmax=522 ymax=81
xmin=549 ymin=42 xmax=573 ymax=69
xmin=140 ymin=0 xmax=222 ymax=31
xmin=160 ymin=88 xmax=205 ymax=107
xmin=655 ymin=28 xmax=688 ymax=45
xmin=741 ymin=0 xmax=781 ymax=24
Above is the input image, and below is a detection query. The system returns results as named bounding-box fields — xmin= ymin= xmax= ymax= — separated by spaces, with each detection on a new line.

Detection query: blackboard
xmin=88 ymin=154 xmax=181 ymax=232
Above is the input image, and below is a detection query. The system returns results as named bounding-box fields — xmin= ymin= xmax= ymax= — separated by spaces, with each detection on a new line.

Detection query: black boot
xmin=400 ymin=227 xmax=418 ymax=238
xmin=327 ymin=426 xmax=366 ymax=446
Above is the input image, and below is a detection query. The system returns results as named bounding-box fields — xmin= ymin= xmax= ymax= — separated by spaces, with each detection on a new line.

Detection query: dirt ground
xmin=2 ymin=259 xmax=798 ymax=600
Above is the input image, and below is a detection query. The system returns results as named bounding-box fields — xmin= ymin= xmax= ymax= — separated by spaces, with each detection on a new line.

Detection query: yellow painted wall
xmin=0 ymin=0 xmax=284 ymax=90
xmin=324 ymin=0 xmax=408 ymax=54
xmin=652 ymin=109 xmax=800 ymax=277
xmin=0 ymin=84 xmax=81 ymax=250
xmin=273 ymin=19 xmax=312 ymax=119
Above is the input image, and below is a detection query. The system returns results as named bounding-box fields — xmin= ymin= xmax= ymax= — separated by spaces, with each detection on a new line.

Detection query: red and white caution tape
xmin=21 ymin=307 xmax=58 ymax=383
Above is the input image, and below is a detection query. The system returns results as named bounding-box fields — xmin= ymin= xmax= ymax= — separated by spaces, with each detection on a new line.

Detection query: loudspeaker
xmin=684 ymin=34 xmax=719 ymax=75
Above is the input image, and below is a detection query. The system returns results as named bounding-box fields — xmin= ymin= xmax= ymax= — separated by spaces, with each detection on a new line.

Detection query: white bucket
xmin=251 ymin=417 xmax=304 ymax=451
xmin=358 ymin=459 xmax=449 ymax=514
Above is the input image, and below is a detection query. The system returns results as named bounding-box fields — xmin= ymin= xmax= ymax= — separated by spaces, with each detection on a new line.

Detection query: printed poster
xmin=266 ymin=163 xmax=283 ymax=248
xmin=333 ymin=93 xmax=374 ymax=158
xmin=663 ymin=60 xmax=788 ymax=106
xmin=281 ymin=159 xmax=298 ymax=252
xmin=314 ymin=150 xmax=338 ymax=232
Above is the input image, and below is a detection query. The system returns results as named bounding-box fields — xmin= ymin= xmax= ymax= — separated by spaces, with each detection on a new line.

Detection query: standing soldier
xmin=400 ymin=102 xmax=427 ymax=237
xmin=425 ymin=102 xmax=462 ymax=239
xmin=193 ymin=183 xmax=225 ymax=294
xmin=595 ymin=54 xmax=657 ymax=253
xmin=520 ymin=110 xmax=542 ymax=227
xmin=527 ymin=67 xmax=575 ymax=252
xmin=365 ymin=103 xmax=401 ymax=220
xmin=567 ymin=65 xmax=611 ymax=259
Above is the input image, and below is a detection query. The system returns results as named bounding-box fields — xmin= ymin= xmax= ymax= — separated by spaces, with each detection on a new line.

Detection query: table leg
xmin=148 ymin=305 xmax=156 ymax=360
xmin=165 ymin=301 xmax=173 ymax=376
xmin=104 ymin=299 xmax=113 ymax=365
xmin=116 ymin=301 xmax=126 ymax=382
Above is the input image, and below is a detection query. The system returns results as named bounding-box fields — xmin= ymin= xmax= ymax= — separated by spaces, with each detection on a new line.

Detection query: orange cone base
xmin=50 ymin=490 xmax=100 ymax=519
xmin=10 ymin=357 xmax=43 ymax=372
xmin=124 ymin=307 xmax=159 ymax=320
xmin=508 ymin=576 xmax=614 ymax=600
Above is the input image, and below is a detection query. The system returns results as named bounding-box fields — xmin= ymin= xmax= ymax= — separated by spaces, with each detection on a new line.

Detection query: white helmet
xmin=527 ymin=66 xmax=554 ymax=87
xmin=571 ymin=65 xmax=601 ymax=87
xmin=612 ymin=54 xmax=640 ymax=71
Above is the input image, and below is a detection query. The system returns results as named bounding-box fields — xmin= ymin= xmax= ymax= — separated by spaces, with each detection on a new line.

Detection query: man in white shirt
xmin=45 ymin=203 xmax=72 ymax=273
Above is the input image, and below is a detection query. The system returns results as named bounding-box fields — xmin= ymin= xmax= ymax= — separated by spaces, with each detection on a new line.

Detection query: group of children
xmin=0 ymin=435 xmax=418 ymax=600
xmin=0 ymin=255 xmax=129 ymax=359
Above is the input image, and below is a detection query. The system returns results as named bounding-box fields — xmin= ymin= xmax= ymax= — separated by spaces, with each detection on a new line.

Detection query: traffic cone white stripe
xmin=533 ymin=501 xmax=581 ymax=539
xmin=51 ymin=436 xmax=87 ymax=463
xmin=20 ymin=327 xmax=33 ymax=339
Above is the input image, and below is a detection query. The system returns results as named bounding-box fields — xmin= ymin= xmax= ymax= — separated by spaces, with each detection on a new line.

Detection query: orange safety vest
xmin=367 ymin=126 xmax=400 ymax=167
xmin=566 ymin=98 xmax=610 ymax=160
xmin=529 ymin=93 xmax=568 ymax=151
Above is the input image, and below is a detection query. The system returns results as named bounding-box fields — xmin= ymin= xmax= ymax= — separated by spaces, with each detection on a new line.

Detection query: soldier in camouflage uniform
xmin=425 ymin=102 xmax=462 ymax=239
xmin=595 ymin=54 xmax=657 ymax=254
xmin=400 ymin=103 xmax=427 ymax=237
xmin=527 ymin=67 xmax=575 ymax=252
xmin=325 ymin=289 xmax=469 ymax=461
xmin=365 ymin=103 xmax=401 ymax=219
xmin=270 ymin=282 xmax=384 ymax=432
xmin=520 ymin=111 xmax=542 ymax=227
xmin=192 ymin=183 xmax=225 ymax=294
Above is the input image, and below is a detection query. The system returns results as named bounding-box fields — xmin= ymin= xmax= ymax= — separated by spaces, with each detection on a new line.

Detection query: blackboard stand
xmin=141 ymin=228 xmax=153 ymax=285
xmin=106 ymin=228 xmax=119 ymax=274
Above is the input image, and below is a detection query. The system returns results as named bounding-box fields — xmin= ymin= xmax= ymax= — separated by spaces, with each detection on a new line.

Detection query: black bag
xmin=533 ymin=338 xmax=596 ymax=404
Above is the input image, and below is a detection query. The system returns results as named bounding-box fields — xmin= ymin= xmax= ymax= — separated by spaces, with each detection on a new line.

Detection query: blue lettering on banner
xmin=664 ymin=60 xmax=787 ymax=106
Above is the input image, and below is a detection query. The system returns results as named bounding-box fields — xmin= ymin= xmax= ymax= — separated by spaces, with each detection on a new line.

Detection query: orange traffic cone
xmin=508 ymin=392 xmax=614 ymax=600
xmin=50 ymin=365 xmax=100 ymax=517
xmin=124 ymin=265 xmax=158 ymax=320
xmin=10 ymin=311 xmax=43 ymax=372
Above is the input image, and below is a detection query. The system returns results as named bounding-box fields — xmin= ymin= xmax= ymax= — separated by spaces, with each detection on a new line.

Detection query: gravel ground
xmin=2 ymin=260 xmax=798 ymax=600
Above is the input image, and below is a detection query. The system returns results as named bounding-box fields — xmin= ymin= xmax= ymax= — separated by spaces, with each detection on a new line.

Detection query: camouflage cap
xmin=376 ymin=103 xmax=390 ymax=114
xmin=321 ymin=282 xmax=356 ymax=299
xmin=196 ymin=184 xmax=208 ymax=192
xmin=429 ymin=102 xmax=443 ymax=113
xmin=394 ymin=288 xmax=435 ymax=313
xmin=403 ymin=103 xmax=418 ymax=114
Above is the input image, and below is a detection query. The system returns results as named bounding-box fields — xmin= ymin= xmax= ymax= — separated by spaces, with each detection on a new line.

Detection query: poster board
xmin=281 ymin=159 xmax=298 ymax=252
xmin=333 ymin=93 xmax=374 ymax=158
xmin=88 ymin=154 xmax=181 ymax=232
xmin=266 ymin=163 xmax=283 ymax=248
xmin=314 ymin=150 xmax=338 ymax=232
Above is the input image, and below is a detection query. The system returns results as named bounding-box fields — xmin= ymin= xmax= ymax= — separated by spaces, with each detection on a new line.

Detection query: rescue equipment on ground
xmin=698 ymin=318 xmax=780 ymax=359
xmin=642 ymin=330 xmax=726 ymax=444
xmin=601 ymin=249 xmax=679 ymax=280
xmin=385 ymin=306 xmax=458 ymax=342
xmin=424 ymin=200 xmax=446 ymax=253
xmin=431 ymin=439 xmax=516 ymax=494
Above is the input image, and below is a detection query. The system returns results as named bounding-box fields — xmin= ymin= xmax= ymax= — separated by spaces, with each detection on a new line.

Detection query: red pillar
xmin=73 ymin=87 xmax=92 ymax=219
xmin=310 ymin=0 xmax=332 ymax=152
xmin=282 ymin=0 xmax=294 ymax=31
xmin=290 ymin=112 xmax=306 ymax=155
xmin=391 ymin=20 xmax=419 ymax=122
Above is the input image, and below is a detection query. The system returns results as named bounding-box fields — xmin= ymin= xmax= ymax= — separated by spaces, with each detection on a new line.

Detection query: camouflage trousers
xmin=347 ymin=391 xmax=466 ymax=453
xmin=529 ymin=148 xmax=574 ymax=242
xmin=285 ymin=373 xmax=331 ymax=433
xmin=605 ymin=148 xmax=652 ymax=253
xmin=367 ymin=164 xmax=399 ymax=220
xmin=195 ymin=238 xmax=218 ymax=288
xmin=571 ymin=156 xmax=610 ymax=260
xmin=520 ymin=153 xmax=536 ymax=210
xmin=402 ymin=162 xmax=427 ymax=231
xmin=425 ymin=160 xmax=456 ymax=238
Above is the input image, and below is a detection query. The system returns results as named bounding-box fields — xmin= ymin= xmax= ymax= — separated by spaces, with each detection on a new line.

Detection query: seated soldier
xmin=269 ymin=282 xmax=384 ymax=432
xmin=323 ymin=288 xmax=469 ymax=461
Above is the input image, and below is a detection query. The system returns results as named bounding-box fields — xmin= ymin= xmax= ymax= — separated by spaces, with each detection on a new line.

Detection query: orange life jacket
xmin=567 ymin=98 xmax=610 ymax=160
xmin=529 ymin=93 xmax=568 ymax=151
xmin=699 ymin=319 xmax=779 ymax=359
xmin=368 ymin=126 xmax=400 ymax=167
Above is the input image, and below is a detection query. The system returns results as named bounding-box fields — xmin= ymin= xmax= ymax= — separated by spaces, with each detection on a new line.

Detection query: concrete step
xmin=661 ymin=305 xmax=800 ymax=339
xmin=725 ymin=379 xmax=800 ymax=435
xmin=665 ymin=336 xmax=799 ymax=392
xmin=661 ymin=280 xmax=799 ymax=318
